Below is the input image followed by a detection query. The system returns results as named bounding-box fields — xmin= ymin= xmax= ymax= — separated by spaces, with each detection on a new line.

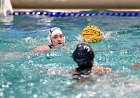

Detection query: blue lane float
xmin=11 ymin=11 xmax=140 ymax=17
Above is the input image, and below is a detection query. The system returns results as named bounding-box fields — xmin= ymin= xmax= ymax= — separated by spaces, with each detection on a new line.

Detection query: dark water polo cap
xmin=72 ymin=43 xmax=94 ymax=67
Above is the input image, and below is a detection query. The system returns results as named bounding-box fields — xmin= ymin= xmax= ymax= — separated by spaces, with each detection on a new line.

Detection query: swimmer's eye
xmin=53 ymin=36 xmax=58 ymax=39
xmin=59 ymin=35 xmax=64 ymax=38
xmin=52 ymin=35 xmax=64 ymax=39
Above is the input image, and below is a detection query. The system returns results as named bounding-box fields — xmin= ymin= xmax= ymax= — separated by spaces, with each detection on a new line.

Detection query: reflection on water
xmin=68 ymin=72 xmax=140 ymax=98
xmin=0 ymin=15 xmax=13 ymax=25
xmin=0 ymin=52 xmax=25 ymax=60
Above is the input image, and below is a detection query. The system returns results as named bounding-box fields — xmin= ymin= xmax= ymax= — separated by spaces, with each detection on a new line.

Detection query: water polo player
xmin=69 ymin=43 xmax=112 ymax=77
xmin=32 ymin=27 xmax=65 ymax=52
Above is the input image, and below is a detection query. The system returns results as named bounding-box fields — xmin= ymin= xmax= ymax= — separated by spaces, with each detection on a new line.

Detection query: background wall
xmin=10 ymin=0 xmax=140 ymax=9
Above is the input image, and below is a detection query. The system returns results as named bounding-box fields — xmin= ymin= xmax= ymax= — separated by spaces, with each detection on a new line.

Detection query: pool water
xmin=0 ymin=11 xmax=140 ymax=98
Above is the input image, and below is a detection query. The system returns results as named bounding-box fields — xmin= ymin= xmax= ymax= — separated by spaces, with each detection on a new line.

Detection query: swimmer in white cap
xmin=32 ymin=27 xmax=65 ymax=52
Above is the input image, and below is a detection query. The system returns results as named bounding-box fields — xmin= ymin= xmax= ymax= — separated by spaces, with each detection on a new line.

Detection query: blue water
xmin=0 ymin=11 xmax=140 ymax=98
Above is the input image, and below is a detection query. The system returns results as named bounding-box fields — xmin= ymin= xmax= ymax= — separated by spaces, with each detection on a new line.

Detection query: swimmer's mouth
xmin=58 ymin=43 xmax=62 ymax=44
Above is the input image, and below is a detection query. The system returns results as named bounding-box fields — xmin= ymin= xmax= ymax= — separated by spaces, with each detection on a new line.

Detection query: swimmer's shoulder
xmin=68 ymin=68 xmax=76 ymax=74
xmin=69 ymin=65 xmax=112 ymax=75
xmin=69 ymin=66 xmax=112 ymax=74
xmin=103 ymin=31 xmax=116 ymax=39
xmin=31 ymin=45 xmax=51 ymax=53
xmin=92 ymin=65 xmax=112 ymax=73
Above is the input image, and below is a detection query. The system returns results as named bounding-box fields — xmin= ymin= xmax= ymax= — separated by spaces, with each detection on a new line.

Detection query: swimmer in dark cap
xmin=69 ymin=43 xmax=112 ymax=77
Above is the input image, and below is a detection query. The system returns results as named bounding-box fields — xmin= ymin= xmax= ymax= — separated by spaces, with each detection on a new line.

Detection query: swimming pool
xmin=0 ymin=10 xmax=140 ymax=98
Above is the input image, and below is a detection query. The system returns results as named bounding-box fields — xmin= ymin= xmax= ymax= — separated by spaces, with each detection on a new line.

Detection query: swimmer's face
xmin=51 ymin=34 xmax=65 ymax=46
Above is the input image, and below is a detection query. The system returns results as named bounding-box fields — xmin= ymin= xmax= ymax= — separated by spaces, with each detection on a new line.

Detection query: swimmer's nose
xmin=57 ymin=37 xmax=62 ymax=41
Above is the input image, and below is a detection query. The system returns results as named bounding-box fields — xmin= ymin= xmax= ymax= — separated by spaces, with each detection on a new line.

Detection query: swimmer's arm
xmin=31 ymin=45 xmax=51 ymax=53
xmin=92 ymin=66 xmax=112 ymax=73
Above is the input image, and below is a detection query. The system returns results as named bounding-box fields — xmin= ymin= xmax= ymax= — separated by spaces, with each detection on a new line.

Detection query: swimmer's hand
xmin=75 ymin=35 xmax=83 ymax=41
xmin=76 ymin=31 xmax=116 ymax=41
xmin=103 ymin=32 xmax=112 ymax=39
xmin=103 ymin=31 xmax=117 ymax=39
xmin=131 ymin=63 xmax=140 ymax=71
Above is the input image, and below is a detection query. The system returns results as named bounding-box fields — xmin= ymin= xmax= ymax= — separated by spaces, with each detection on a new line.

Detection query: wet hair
xmin=72 ymin=43 xmax=94 ymax=71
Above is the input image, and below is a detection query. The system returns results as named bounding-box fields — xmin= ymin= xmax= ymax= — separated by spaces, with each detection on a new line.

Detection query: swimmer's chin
xmin=57 ymin=43 xmax=64 ymax=47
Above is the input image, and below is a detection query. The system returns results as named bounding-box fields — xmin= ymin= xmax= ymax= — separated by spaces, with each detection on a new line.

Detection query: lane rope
xmin=11 ymin=11 xmax=140 ymax=17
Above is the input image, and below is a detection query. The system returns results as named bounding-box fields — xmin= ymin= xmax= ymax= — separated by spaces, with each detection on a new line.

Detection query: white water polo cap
xmin=47 ymin=27 xmax=65 ymax=44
